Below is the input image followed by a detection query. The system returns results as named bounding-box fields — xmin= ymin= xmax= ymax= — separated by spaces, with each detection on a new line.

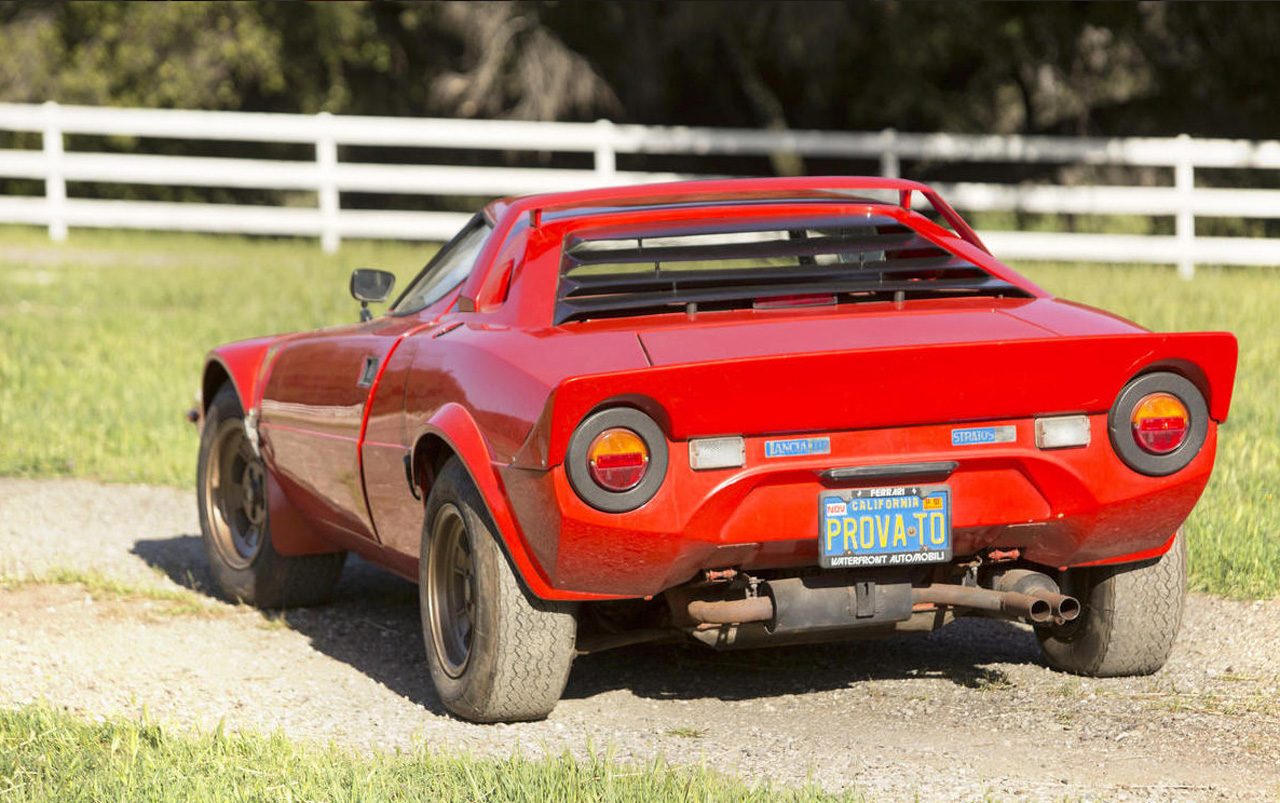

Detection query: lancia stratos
xmin=194 ymin=177 xmax=1237 ymax=722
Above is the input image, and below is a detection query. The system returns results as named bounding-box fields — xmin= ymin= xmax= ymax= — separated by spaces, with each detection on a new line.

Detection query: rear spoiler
xmin=511 ymin=176 xmax=987 ymax=250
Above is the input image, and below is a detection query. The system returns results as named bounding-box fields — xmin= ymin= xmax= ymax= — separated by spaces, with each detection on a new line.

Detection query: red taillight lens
xmin=587 ymin=428 xmax=650 ymax=491
xmin=1131 ymin=392 xmax=1190 ymax=454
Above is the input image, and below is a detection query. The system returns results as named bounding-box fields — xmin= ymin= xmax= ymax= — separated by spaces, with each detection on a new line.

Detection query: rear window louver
xmin=554 ymin=216 xmax=1026 ymax=325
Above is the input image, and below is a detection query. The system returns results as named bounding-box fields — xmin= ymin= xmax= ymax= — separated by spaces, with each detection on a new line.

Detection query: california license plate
xmin=819 ymin=485 xmax=952 ymax=568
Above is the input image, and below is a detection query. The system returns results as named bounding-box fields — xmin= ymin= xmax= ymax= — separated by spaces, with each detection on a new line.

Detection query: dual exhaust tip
xmin=991 ymin=567 xmax=1081 ymax=624
xmin=910 ymin=581 xmax=1079 ymax=625
xmin=1029 ymin=590 xmax=1081 ymax=623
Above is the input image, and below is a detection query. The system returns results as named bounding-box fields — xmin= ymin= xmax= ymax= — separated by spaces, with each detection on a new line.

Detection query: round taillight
xmin=566 ymin=407 xmax=668 ymax=513
xmin=1109 ymin=371 xmax=1208 ymax=477
xmin=587 ymin=428 xmax=649 ymax=491
xmin=1130 ymin=392 xmax=1190 ymax=454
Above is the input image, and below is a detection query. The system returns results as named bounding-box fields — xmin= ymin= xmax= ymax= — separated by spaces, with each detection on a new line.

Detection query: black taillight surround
xmin=1108 ymin=371 xmax=1209 ymax=476
xmin=566 ymin=407 xmax=669 ymax=512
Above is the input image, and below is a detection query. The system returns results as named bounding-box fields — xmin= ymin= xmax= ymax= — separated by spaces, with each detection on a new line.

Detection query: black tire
xmin=1037 ymin=531 xmax=1187 ymax=677
xmin=419 ymin=457 xmax=577 ymax=723
xmin=197 ymin=385 xmax=346 ymax=608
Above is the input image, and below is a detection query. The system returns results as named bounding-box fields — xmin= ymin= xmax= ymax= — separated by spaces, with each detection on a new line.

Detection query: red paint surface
xmin=200 ymin=177 xmax=1239 ymax=600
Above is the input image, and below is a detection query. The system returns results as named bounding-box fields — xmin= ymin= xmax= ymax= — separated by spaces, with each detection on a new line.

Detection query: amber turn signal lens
xmin=1131 ymin=392 xmax=1190 ymax=455
xmin=587 ymin=428 xmax=650 ymax=491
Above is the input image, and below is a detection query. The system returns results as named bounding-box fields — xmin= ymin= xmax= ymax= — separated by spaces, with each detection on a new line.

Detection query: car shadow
xmin=565 ymin=618 xmax=1042 ymax=704
xmin=131 ymin=535 xmax=1045 ymax=713
xmin=132 ymin=535 xmax=442 ymax=714
xmin=131 ymin=533 xmax=218 ymax=594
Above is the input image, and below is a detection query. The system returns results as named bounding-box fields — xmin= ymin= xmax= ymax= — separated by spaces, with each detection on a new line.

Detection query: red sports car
xmin=195 ymin=177 xmax=1237 ymax=723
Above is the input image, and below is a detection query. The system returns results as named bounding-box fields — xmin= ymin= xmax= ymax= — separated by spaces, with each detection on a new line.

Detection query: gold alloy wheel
xmin=426 ymin=503 xmax=477 ymax=679
xmin=202 ymin=418 xmax=267 ymax=570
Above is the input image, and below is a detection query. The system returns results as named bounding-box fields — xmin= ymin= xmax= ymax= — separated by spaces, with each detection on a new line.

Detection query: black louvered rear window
xmin=554 ymin=214 xmax=1025 ymax=324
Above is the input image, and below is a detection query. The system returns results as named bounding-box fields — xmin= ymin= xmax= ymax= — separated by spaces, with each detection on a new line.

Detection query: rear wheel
xmin=420 ymin=457 xmax=577 ymax=723
xmin=198 ymin=385 xmax=346 ymax=608
xmin=1037 ymin=531 xmax=1187 ymax=677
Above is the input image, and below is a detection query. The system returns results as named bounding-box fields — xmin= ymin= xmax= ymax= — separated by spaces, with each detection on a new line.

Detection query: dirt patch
xmin=2 ymin=478 xmax=1278 ymax=800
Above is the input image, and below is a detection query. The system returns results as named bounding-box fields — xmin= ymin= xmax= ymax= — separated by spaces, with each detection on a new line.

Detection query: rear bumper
xmin=500 ymin=413 xmax=1216 ymax=599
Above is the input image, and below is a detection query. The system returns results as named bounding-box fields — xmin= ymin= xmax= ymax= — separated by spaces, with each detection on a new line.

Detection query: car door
xmin=360 ymin=217 xmax=496 ymax=554
xmin=258 ymin=314 xmax=423 ymax=541
xmin=260 ymin=217 xmax=495 ymax=545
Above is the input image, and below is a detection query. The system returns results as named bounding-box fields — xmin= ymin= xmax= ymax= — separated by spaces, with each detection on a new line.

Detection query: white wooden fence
xmin=4 ymin=100 xmax=1280 ymax=277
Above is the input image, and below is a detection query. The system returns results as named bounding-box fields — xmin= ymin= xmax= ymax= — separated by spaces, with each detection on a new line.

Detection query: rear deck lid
xmin=636 ymin=299 xmax=1064 ymax=366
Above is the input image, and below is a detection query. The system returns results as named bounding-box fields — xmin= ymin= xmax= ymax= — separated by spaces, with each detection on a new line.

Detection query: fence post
xmin=42 ymin=101 xmax=67 ymax=242
xmin=1175 ymin=133 xmax=1195 ymax=280
xmin=879 ymin=128 xmax=900 ymax=178
xmin=594 ymin=119 xmax=616 ymax=184
xmin=316 ymin=111 xmax=340 ymax=254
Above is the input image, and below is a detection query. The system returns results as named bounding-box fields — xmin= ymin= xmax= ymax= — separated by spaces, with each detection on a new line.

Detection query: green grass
xmin=0 ymin=704 xmax=856 ymax=802
xmin=1016 ymin=262 xmax=1280 ymax=599
xmin=0 ymin=227 xmax=1275 ymax=598
xmin=0 ymin=227 xmax=430 ymax=485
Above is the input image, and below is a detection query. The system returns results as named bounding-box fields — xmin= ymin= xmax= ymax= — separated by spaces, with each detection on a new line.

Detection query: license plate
xmin=819 ymin=485 xmax=951 ymax=568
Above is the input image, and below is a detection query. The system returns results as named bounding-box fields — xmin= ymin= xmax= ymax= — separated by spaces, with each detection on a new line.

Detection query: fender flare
xmin=200 ymin=335 xmax=339 ymax=557
xmin=413 ymin=403 xmax=618 ymax=602
xmin=199 ymin=335 xmax=282 ymax=426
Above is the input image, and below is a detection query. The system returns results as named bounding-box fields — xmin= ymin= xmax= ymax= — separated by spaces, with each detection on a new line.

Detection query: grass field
xmin=0 ymin=704 xmax=855 ymax=802
xmin=0 ymin=227 xmax=431 ymax=485
xmin=0 ymin=227 xmax=1276 ymax=598
xmin=1015 ymin=261 xmax=1280 ymax=599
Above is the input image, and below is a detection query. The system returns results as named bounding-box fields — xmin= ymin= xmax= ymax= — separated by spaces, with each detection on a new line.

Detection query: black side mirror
xmin=350 ymin=268 xmax=396 ymax=321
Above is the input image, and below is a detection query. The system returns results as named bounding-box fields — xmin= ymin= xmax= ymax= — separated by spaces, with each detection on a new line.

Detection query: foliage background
xmin=2 ymin=1 xmax=1278 ymax=136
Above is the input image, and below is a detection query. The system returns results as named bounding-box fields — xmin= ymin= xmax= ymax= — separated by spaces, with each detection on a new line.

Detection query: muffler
xmin=683 ymin=573 xmax=914 ymax=633
xmin=767 ymin=575 xmax=914 ymax=634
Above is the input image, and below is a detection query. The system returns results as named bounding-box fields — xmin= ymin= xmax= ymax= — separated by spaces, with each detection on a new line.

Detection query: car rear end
xmin=497 ymin=194 xmax=1237 ymax=647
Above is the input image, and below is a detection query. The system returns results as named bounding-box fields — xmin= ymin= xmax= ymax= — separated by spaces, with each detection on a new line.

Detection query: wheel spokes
xmin=204 ymin=418 xmax=267 ymax=569
xmin=428 ymin=504 xmax=477 ymax=679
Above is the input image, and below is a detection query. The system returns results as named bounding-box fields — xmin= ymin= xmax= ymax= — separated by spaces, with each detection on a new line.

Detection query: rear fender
xmin=1069 ymin=531 xmax=1179 ymax=569
xmin=414 ymin=402 xmax=620 ymax=601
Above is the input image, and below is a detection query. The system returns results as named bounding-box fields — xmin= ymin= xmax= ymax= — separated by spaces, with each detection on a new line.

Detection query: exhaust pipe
xmin=687 ymin=595 xmax=773 ymax=625
xmin=911 ymin=584 xmax=1053 ymax=623
xmin=989 ymin=568 xmax=1080 ymax=623
xmin=682 ymin=572 xmax=1075 ymax=628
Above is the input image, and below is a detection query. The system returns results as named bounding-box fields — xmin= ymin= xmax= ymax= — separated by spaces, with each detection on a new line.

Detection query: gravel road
xmin=2 ymin=478 xmax=1278 ymax=801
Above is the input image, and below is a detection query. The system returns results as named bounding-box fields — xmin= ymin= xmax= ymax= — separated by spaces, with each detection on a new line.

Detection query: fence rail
xmin=3 ymin=101 xmax=1280 ymax=276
